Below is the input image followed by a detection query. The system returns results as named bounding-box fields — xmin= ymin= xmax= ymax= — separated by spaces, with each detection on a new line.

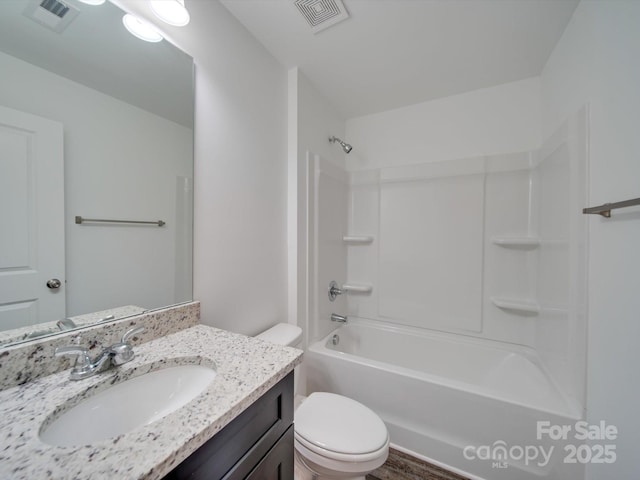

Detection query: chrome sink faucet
xmin=55 ymin=326 xmax=145 ymax=380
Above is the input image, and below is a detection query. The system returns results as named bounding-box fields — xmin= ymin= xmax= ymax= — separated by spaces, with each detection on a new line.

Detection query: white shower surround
xmin=306 ymin=107 xmax=587 ymax=479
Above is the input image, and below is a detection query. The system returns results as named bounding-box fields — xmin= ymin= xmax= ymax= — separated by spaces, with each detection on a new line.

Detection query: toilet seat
xmin=295 ymin=432 xmax=389 ymax=464
xmin=295 ymin=435 xmax=389 ymax=476
xmin=294 ymin=392 xmax=389 ymax=463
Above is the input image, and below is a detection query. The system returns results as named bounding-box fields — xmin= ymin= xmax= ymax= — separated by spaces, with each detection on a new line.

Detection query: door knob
xmin=46 ymin=278 xmax=62 ymax=289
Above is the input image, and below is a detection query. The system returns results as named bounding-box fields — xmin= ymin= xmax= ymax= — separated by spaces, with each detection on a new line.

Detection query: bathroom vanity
xmin=166 ymin=373 xmax=294 ymax=479
xmin=0 ymin=307 xmax=302 ymax=480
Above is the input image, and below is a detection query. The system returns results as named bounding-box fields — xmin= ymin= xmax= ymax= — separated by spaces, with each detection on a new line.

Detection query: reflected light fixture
xmin=77 ymin=0 xmax=106 ymax=5
xmin=122 ymin=13 xmax=164 ymax=43
xmin=149 ymin=0 xmax=190 ymax=27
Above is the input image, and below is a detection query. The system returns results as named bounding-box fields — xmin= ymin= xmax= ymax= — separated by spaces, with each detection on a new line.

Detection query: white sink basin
xmin=40 ymin=364 xmax=217 ymax=447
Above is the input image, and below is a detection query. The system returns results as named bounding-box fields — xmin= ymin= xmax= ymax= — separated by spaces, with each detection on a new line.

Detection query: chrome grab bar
xmin=75 ymin=216 xmax=165 ymax=226
xmin=583 ymin=197 xmax=640 ymax=218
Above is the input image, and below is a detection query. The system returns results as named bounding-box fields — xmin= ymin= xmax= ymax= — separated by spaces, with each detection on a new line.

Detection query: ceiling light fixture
xmin=149 ymin=0 xmax=190 ymax=27
xmin=76 ymin=0 xmax=106 ymax=5
xmin=122 ymin=13 xmax=164 ymax=43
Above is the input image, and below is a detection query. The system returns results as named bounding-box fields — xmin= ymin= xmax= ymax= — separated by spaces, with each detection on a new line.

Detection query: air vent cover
xmin=40 ymin=0 xmax=70 ymax=18
xmin=294 ymin=0 xmax=349 ymax=34
xmin=23 ymin=0 xmax=80 ymax=33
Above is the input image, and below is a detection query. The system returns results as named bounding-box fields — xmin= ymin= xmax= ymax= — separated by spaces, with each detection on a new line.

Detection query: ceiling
xmin=0 ymin=0 xmax=193 ymax=127
xmin=220 ymin=0 xmax=580 ymax=119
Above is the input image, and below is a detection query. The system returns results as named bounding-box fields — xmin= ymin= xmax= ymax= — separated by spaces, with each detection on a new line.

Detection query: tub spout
xmin=331 ymin=313 xmax=347 ymax=323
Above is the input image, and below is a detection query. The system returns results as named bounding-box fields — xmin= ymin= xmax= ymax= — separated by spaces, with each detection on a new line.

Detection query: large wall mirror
xmin=0 ymin=0 xmax=194 ymax=346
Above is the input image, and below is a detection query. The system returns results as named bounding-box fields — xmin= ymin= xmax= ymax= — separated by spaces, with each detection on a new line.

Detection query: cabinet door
xmin=166 ymin=372 xmax=293 ymax=480
xmin=245 ymin=427 xmax=294 ymax=480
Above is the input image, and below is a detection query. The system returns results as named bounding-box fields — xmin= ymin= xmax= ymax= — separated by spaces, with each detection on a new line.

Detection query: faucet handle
xmin=106 ymin=326 xmax=145 ymax=366
xmin=121 ymin=326 xmax=145 ymax=344
xmin=328 ymin=280 xmax=344 ymax=302
xmin=54 ymin=346 xmax=91 ymax=368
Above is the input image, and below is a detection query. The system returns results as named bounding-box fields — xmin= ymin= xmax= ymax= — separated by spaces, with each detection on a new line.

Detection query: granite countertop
xmin=0 ymin=324 xmax=303 ymax=479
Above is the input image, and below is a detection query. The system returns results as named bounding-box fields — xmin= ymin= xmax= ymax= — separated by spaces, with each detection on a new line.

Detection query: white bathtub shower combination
xmin=304 ymin=111 xmax=588 ymax=480
xmin=306 ymin=318 xmax=581 ymax=480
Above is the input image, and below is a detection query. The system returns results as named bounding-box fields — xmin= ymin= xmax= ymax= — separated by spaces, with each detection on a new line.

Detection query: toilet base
xmin=294 ymin=450 xmax=367 ymax=480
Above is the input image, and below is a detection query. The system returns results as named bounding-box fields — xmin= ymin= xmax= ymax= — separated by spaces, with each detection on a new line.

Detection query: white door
xmin=0 ymin=105 xmax=65 ymax=330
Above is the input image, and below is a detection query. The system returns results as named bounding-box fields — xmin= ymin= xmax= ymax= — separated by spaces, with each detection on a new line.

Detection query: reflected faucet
xmin=56 ymin=318 xmax=77 ymax=331
xmin=95 ymin=314 xmax=116 ymax=324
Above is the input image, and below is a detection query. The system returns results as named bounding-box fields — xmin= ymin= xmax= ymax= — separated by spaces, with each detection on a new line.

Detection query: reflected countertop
xmin=0 ymin=305 xmax=148 ymax=347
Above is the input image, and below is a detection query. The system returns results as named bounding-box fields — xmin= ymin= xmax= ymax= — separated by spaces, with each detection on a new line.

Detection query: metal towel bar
xmin=582 ymin=197 xmax=640 ymax=218
xmin=75 ymin=216 xmax=165 ymax=226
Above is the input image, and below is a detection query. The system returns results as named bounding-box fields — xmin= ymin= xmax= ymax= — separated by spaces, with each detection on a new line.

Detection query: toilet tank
xmin=257 ymin=323 xmax=302 ymax=347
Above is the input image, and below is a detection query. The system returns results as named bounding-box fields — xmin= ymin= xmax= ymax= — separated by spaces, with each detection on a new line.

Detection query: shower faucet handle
xmin=328 ymin=280 xmax=343 ymax=302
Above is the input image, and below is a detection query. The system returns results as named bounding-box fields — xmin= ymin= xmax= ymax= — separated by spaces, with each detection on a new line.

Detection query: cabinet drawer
xmin=166 ymin=372 xmax=293 ymax=480
xmin=244 ymin=426 xmax=294 ymax=480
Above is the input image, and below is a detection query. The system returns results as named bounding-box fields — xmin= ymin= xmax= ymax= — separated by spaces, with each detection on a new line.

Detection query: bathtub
xmin=305 ymin=318 xmax=584 ymax=480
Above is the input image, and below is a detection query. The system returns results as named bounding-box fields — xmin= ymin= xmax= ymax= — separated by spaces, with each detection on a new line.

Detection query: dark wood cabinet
xmin=165 ymin=372 xmax=294 ymax=480
xmin=245 ymin=426 xmax=293 ymax=480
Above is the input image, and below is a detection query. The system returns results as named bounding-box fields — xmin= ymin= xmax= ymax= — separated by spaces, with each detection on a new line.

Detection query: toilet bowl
xmin=294 ymin=391 xmax=389 ymax=479
xmin=257 ymin=323 xmax=390 ymax=480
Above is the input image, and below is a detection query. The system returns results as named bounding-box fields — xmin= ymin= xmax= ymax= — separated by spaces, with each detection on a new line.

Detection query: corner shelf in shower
xmin=343 ymin=235 xmax=375 ymax=245
xmin=490 ymin=297 xmax=540 ymax=315
xmin=491 ymin=236 xmax=540 ymax=249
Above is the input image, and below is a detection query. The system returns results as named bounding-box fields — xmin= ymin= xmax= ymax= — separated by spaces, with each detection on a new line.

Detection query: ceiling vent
xmin=294 ymin=0 xmax=349 ymax=34
xmin=23 ymin=0 xmax=80 ymax=33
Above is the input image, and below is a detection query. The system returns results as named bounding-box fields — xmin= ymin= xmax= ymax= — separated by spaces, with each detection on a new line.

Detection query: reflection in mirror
xmin=0 ymin=0 xmax=194 ymax=347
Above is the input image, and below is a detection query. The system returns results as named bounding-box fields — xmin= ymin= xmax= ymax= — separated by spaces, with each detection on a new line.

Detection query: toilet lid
xmin=295 ymin=392 xmax=388 ymax=455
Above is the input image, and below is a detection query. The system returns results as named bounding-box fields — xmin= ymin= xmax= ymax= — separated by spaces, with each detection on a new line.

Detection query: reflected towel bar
xmin=582 ymin=197 xmax=640 ymax=218
xmin=75 ymin=216 xmax=165 ymax=226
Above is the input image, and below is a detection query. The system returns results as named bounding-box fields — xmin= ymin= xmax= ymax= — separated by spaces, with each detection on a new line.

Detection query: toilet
xmin=257 ymin=323 xmax=389 ymax=480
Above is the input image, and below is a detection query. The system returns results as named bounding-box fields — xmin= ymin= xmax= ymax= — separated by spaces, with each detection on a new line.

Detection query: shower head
xmin=329 ymin=136 xmax=353 ymax=154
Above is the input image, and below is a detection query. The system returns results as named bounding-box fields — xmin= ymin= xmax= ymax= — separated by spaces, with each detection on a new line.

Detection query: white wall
xmin=294 ymin=70 xmax=347 ymax=171
xmin=0 ymin=50 xmax=192 ymax=317
xmin=345 ymin=77 xmax=541 ymax=170
xmin=118 ymin=0 xmax=289 ymax=336
xmin=541 ymin=2 xmax=640 ymax=478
